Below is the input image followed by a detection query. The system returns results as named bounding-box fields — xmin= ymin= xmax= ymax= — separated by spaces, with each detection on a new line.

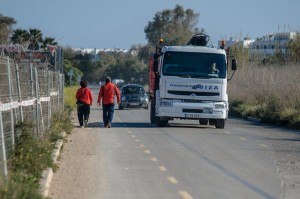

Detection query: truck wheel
xmin=199 ymin=119 xmax=208 ymax=125
xmin=119 ymin=104 xmax=123 ymax=110
xmin=156 ymin=117 xmax=168 ymax=127
xmin=215 ymin=119 xmax=225 ymax=129
xmin=150 ymin=101 xmax=156 ymax=124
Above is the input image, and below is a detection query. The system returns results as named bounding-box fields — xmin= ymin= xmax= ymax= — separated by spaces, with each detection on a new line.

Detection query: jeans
xmin=77 ymin=103 xmax=90 ymax=126
xmin=102 ymin=104 xmax=115 ymax=126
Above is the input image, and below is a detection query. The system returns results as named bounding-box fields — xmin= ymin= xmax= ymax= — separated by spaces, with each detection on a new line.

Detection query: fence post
xmin=7 ymin=57 xmax=15 ymax=146
xmin=29 ymin=63 xmax=36 ymax=134
xmin=0 ymin=111 xmax=8 ymax=176
xmin=16 ymin=63 xmax=24 ymax=122
xmin=47 ymin=70 xmax=51 ymax=129
xmin=34 ymin=66 xmax=40 ymax=135
xmin=57 ymin=73 xmax=60 ymax=107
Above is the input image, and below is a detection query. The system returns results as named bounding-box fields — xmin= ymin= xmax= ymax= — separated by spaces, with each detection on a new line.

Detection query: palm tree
xmin=28 ymin=28 xmax=43 ymax=50
xmin=41 ymin=37 xmax=58 ymax=49
xmin=11 ymin=28 xmax=30 ymax=46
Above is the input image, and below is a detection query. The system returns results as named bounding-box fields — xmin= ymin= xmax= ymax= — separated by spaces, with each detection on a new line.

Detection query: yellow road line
xmin=150 ymin=157 xmax=158 ymax=162
xmin=139 ymin=144 xmax=145 ymax=148
xmin=159 ymin=166 xmax=167 ymax=172
xmin=259 ymin=144 xmax=268 ymax=148
xmin=179 ymin=191 xmax=193 ymax=199
xmin=167 ymin=176 xmax=178 ymax=184
xmin=144 ymin=150 xmax=151 ymax=154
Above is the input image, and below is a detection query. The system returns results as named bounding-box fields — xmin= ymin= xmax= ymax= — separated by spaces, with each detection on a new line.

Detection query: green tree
xmin=11 ymin=28 xmax=30 ymax=45
xmin=228 ymin=42 xmax=250 ymax=68
xmin=130 ymin=44 xmax=153 ymax=64
xmin=105 ymin=56 xmax=147 ymax=85
xmin=41 ymin=37 xmax=58 ymax=50
xmin=28 ymin=28 xmax=43 ymax=50
xmin=64 ymin=59 xmax=83 ymax=85
xmin=144 ymin=4 xmax=203 ymax=46
xmin=288 ymin=34 xmax=300 ymax=63
xmin=0 ymin=14 xmax=16 ymax=44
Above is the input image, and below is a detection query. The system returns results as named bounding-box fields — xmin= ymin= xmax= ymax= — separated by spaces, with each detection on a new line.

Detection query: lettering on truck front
xmin=169 ymin=84 xmax=219 ymax=91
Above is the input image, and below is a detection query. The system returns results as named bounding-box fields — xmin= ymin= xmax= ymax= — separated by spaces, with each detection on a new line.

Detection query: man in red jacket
xmin=97 ymin=76 xmax=120 ymax=128
xmin=76 ymin=80 xmax=93 ymax=128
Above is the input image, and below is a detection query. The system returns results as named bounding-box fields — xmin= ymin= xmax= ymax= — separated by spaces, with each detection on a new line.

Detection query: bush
xmin=0 ymin=173 xmax=42 ymax=199
xmin=49 ymin=111 xmax=73 ymax=142
xmin=1 ymin=108 xmax=74 ymax=198
xmin=10 ymin=121 xmax=54 ymax=178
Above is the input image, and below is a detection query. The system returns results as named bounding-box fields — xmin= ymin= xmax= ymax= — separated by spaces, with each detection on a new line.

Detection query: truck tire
xmin=215 ymin=119 xmax=225 ymax=129
xmin=156 ymin=117 xmax=168 ymax=127
xmin=150 ymin=101 xmax=156 ymax=124
xmin=119 ymin=104 xmax=123 ymax=110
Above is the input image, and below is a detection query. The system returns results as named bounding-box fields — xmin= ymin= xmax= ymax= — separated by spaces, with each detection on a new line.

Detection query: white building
xmin=218 ymin=37 xmax=254 ymax=48
xmin=218 ymin=32 xmax=297 ymax=57
xmin=249 ymin=32 xmax=296 ymax=56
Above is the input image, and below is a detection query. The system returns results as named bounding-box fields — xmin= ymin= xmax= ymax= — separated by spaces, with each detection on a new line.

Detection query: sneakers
xmin=104 ymin=123 xmax=111 ymax=128
xmin=84 ymin=120 xmax=88 ymax=127
xmin=80 ymin=126 xmax=84 ymax=128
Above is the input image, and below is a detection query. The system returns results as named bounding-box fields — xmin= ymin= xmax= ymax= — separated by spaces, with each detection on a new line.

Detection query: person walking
xmin=97 ymin=76 xmax=120 ymax=128
xmin=76 ymin=80 xmax=93 ymax=128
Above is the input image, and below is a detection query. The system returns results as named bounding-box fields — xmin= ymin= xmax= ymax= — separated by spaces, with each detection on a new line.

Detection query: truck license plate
xmin=185 ymin=113 xmax=201 ymax=118
xmin=130 ymin=103 xmax=139 ymax=106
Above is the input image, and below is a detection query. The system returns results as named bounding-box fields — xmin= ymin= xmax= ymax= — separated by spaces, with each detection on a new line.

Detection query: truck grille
xmin=182 ymin=109 xmax=203 ymax=113
xmin=168 ymin=90 xmax=219 ymax=96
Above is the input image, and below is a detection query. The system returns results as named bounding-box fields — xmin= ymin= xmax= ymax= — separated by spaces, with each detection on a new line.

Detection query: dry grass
xmin=228 ymin=63 xmax=300 ymax=127
xmin=228 ymin=63 xmax=300 ymax=108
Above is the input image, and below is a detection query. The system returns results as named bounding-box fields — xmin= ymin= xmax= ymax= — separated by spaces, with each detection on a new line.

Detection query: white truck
xmin=148 ymin=34 xmax=237 ymax=128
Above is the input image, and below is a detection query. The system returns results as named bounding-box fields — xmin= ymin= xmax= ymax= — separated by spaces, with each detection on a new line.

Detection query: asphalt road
xmin=49 ymin=89 xmax=300 ymax=199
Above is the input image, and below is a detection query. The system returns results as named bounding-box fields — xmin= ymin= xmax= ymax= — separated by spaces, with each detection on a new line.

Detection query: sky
xmin=1 ymin=0 xmax=300 ymax=49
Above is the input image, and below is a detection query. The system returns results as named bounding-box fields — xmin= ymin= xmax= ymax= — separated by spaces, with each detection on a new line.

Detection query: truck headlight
xmin=121 ymin=96 xmax=126 ymax=101
xmin=214 ymin=103 xmax=226 ymax=109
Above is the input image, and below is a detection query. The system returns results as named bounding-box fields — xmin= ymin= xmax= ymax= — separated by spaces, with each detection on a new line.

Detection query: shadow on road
xmin=86 ymin=122 xmax=156 ymax=128
xmin=85 ymin=121 xmax=213 ymax=129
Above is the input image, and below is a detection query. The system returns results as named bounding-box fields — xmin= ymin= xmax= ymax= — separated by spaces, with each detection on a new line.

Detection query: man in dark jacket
xmin=97 ymin=77 xmax=120 ymax=128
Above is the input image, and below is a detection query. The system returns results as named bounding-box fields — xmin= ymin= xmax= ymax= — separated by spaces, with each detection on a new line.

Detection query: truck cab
xmin=148 ymin=34 xmax=237 ymax=128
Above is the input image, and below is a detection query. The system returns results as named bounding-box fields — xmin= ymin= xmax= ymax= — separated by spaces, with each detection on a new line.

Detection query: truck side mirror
xmin=231 ymin=59 xmax=237 ymax=70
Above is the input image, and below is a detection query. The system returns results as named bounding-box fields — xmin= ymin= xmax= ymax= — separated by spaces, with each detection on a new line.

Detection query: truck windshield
xmin=162 ymin=52 xmax=226 ymax=79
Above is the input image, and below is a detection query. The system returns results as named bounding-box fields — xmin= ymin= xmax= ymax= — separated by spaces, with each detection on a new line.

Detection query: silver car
xmin=119 ymin=84 xmax=149 ymax=109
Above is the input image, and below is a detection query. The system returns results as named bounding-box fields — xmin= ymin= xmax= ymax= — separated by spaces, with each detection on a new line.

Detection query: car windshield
xmin=162 ymin=52 xmax=226 ymax=79
xmin=122 ymin=87 xmax=145 ymax=94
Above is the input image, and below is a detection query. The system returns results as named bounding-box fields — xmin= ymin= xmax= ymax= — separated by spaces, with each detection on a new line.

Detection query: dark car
xmin=119 ymin=84 xmax=149 ymax=109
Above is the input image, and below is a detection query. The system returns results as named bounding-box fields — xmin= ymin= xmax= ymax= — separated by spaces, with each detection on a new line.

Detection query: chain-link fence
xmin=0 ymin=45 xmax=64 ymax=177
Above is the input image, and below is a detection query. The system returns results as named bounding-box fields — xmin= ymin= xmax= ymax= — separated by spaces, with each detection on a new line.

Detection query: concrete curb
xmin=40 ymin=131 xmax=66 ymax=197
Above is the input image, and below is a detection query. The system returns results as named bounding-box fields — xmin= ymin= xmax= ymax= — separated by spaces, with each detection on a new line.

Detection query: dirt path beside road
xmin=48 ymin=125 xmax=106 ymax=199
